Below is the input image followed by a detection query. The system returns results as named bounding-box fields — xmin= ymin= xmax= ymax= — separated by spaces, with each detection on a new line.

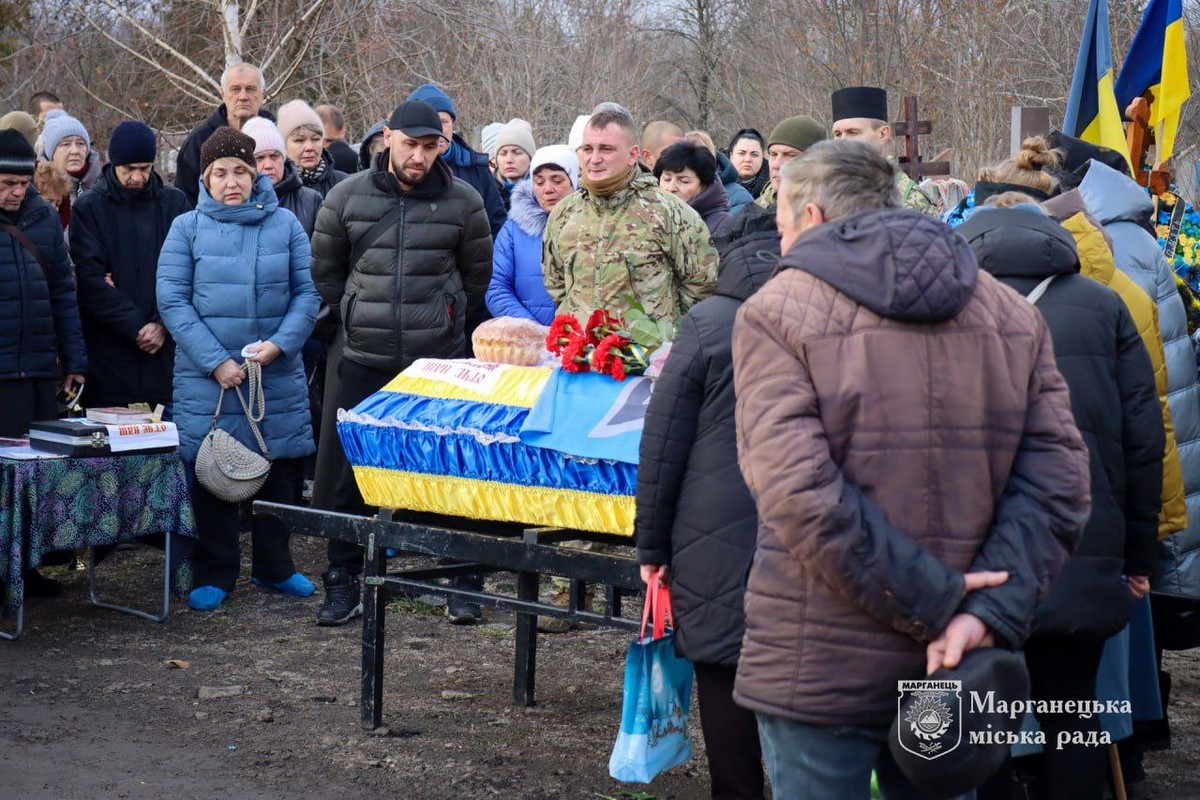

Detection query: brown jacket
xmin=732 ymin=209 xmax=1091 ymax=726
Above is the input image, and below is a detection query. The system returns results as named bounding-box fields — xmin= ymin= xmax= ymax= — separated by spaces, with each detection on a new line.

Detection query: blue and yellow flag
xmin=1115 ymin=0 xmax=1190 ymax=163
xmin=1064 ymin=0 xmax=1129 ymax=163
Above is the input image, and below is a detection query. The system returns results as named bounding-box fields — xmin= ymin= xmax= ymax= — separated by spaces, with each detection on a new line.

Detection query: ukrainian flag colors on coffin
xmin=336 ymin=358 xmax=638 ymax=535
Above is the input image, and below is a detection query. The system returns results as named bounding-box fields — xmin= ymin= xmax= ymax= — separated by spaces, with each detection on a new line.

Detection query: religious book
xmin=29 ymin=419 xmax=178 ymax=457
xmin=86 ymin=406 xmax=157 ymax=425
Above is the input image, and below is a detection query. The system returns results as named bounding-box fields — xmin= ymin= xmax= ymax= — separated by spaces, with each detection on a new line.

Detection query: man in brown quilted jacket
xmin=731 ymin=140 xmax=1092 ymax=797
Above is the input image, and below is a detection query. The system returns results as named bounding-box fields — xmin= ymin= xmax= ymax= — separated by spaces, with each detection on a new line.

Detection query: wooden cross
xmin=892 ymin=95 xmax=951 ymax=180
xmin=1126 ymin=93 xmax=1172 ymax=196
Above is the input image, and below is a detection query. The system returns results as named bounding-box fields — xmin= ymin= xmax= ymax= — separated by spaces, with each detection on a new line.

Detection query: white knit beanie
xmin=243 ymin=117 xmax=285 ymax=156
xmin=567 ymin=115 xmax=591 ymax=151
xmin=275 ymin=100 xmax=324 ymax=141
xmin=479 ymin=122 xmax=503 ymax=158
xmin=494 ymin=118 xmax=535 ymax=159
xmin=530 ymin=144 xmax=580 ymax=190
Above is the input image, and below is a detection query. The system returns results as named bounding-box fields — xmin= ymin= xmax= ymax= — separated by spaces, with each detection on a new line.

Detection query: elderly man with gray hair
xmin=730 ymin=140 xmax=1091 ymax=797
xmin=174 ymin=63 xmax=274 ymax=205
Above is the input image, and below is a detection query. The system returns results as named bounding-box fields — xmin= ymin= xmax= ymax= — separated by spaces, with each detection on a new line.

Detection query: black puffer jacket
xmin=311 ymin=151 xmax=492 ymax=374
xmin=0 ymin=187 xmax=86 ymax=380
xmin=174 ymin=105 xmax=276 ymax=206
xmin=275 ymin=161 xmax=324 ymax=236
xmin=635 ymin=228 xmax=776 ymax=666
xmin=960 ymin=206 xmax=1164 ymax=638
xmin=71 ymin=166 xmax=191 ymax=407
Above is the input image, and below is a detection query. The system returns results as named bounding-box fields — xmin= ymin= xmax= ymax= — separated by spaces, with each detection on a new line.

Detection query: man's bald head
xmin=640 ymin=120 xmax=684 ymax=169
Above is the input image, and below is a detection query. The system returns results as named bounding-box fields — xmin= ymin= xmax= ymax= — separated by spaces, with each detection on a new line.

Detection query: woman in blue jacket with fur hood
xmin=485 ymin=145 xmax=579 ymax=325
xmin=157 ymin=128 xmax=320 ymax=611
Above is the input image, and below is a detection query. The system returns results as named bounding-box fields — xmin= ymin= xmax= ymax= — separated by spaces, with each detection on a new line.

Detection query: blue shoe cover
xmin=188 ymin=585 xmax=228 ymax=611
xmin=252 ymin=572 xmax=315 ymax=597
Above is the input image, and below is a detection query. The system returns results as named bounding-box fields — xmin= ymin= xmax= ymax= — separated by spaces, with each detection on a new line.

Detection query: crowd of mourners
xmin=3 ymin=64 xmax=1200 ymax=799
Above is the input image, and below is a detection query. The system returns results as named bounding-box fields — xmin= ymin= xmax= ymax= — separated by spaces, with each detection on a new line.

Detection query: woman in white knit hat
xmin=492 ymin=118 xmax=535 ymax=212
xmin=276 ymin=100 xmax=346 ymax=197
xmin=485 ymin=144 xmax=578 ymax=326
xmin=243 ymin=117 xmax=323 ymax=237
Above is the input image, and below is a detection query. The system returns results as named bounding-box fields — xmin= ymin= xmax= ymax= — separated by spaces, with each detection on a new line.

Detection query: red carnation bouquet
xmin=545 ymin=309 xmax=649 ymax=381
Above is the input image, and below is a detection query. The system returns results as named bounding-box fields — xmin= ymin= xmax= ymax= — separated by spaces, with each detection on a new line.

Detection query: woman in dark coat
xmin=71 ymin=122 xmax=192 ymax=409
xmin=959 ymin=199 xmax=1164 ymax=800
xmin=635 ymin=223 xmax=777 ymax=799
xmin=654 ymin=141 xmax=730 ymax=235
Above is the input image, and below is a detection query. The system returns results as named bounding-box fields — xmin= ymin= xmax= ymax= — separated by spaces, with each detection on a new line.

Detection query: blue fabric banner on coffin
xmin=519 ymin=370 xmax=650 ymax=465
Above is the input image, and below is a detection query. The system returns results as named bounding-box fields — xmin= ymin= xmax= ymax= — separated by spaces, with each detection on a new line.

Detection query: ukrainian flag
xmin=1115 ymin=0 xmax=1190 ymax=163
xmin=1063 ymin=0 xmax=1129 ymax=164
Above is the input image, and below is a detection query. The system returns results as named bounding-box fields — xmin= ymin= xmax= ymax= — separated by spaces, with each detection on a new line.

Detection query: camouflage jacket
xmin=896 ymin=171 xmax=939 ymax=216
xmin=543 ymin=171 xmax=718 ymax=325
xmin=755 ymin=182 xmax=776 ymax=209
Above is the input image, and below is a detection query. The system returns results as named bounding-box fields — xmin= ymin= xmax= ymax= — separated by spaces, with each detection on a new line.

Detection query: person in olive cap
xmin=71 ymin=120 xmax=190 ymax=412
xmin=753 ymin=115 xmax=826 ymax=209
xmin=830 ymin=86 xmax=939 ymax=215
xmin=310 ymin=100 xmax=492 ymax=626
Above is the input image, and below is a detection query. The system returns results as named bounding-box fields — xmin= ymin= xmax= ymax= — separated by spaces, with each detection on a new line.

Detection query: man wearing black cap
xmin=310 ymin=100 xmax=492 ymax=626
xmin=831 ymin=86 xmax=939 ymax=215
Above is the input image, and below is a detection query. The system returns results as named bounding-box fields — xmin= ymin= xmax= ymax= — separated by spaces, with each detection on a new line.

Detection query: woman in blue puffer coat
xmin=485 ymin=145 xmax=578 ymax=325
xmin=157 ymin=127 xmax=320 ymax=611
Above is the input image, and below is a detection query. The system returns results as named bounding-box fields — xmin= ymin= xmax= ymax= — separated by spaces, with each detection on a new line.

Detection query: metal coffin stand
xmin=255 ymin=502 xmax=642 ymax=730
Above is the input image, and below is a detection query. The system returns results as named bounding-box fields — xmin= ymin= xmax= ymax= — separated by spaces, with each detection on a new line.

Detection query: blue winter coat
xmin=157 ymin=175 xmax=319 ymax=462
xmin=485 ymin=180 xmax=555 ymax=325
xmin=1079 ymin=161 xmax=1200 ymax=600
xmin=445 ymin=134 xmax=507 ymax=238
xmin=0 ymin=186 xmax=87 ymax=380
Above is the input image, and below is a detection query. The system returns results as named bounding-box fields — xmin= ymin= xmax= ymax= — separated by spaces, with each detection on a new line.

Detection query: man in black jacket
xmin=71 ymin=121 xmax=191 ymax=411
xmin=316 ymin=104 xmax=359 ymax=175
xmin=0 ymin=128 xmax=86 ymax=431
xmin=310 ymin=100 xmax=492 ymax=626
xmin=635 ymin=221 xmax=777 ymax=800
xmin=0 ymin=129 xmax=87 ymax=598
xmin=174 ymin=64 xmax=273 ymax=206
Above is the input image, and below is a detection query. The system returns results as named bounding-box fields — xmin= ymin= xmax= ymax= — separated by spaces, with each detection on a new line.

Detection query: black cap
xmin=888 ymin=648 xmax=1031 ymax=799
xmin=832 ymin=86 xmax=889 ymax=123
xmin=387 ymin=100 xmax=447 ymax=141
xmin=0 ymin=128 xmax=36 ymax=176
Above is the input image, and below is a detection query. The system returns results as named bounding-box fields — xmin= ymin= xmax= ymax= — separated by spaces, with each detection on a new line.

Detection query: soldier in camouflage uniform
xmin=753 ymin=115 xmax=826 ymax=210
xmin=543 ymin=105 xmax=717 ymax=326
xmin=829 ymin=86 xmax=939 ymax=216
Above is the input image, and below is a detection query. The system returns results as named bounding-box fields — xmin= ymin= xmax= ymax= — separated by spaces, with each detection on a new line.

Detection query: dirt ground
xmin=3 ymin=535 xmax=1200 ymax=800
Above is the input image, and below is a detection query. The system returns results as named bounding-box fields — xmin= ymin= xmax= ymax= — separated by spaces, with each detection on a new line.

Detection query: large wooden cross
xmin=1126 ymin=93 xmax=1172 ymax=195
xmin=892 ymin=95 xmax=951 ymax=180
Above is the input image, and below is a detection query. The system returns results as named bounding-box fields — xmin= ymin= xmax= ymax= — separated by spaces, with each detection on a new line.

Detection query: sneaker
xmin=188 ymin=585 xmax=228 ymax=611
xmin=446 ymin=598 xmax=481 ymax=625
xmin=23 ymin=568 xmax=64 ymax=598
xmin=252 ymin=572 xmax=315 ymax=597
xmin=317 ymin=568 xmax=362 ymax=626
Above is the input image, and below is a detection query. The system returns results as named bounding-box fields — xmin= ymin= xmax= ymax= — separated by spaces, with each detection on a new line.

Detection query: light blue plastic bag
xmin=608 ymin=575 xmax=693 ymax=783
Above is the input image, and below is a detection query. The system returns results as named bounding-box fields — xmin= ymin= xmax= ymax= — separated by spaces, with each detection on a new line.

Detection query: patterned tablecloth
xmin=0 ymin=452 xmax=197 ymax=614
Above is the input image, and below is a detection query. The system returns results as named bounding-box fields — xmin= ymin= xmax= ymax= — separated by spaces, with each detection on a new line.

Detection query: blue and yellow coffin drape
xmin=336 ymin=359 xmax=644 ymax=536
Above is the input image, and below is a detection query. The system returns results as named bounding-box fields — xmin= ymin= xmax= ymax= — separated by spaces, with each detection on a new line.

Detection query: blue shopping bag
xmin=608 ymin=574 xmax=693 ymax=783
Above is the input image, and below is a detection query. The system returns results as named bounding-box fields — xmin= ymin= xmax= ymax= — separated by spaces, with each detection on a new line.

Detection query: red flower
xmin=560 ymin=333 xmax=590 ymax=372
xmin=546 ymin=313 xmax=581 ymax=355
xmin=591 ymin=332 xmax=624 ymax=371
xmin=607 ymin=357 xmax=627 ymax=381
xmin=585 ymin=309 xmax=624 ymax=346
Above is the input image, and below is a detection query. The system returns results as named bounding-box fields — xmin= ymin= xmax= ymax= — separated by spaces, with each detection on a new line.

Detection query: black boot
xmin=316 ymin=568 xmax=362 ymax=626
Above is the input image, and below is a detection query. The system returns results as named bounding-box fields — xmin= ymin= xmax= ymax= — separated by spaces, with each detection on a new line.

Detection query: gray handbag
xmin=195 ymin=362 xmax=270 ymax=503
